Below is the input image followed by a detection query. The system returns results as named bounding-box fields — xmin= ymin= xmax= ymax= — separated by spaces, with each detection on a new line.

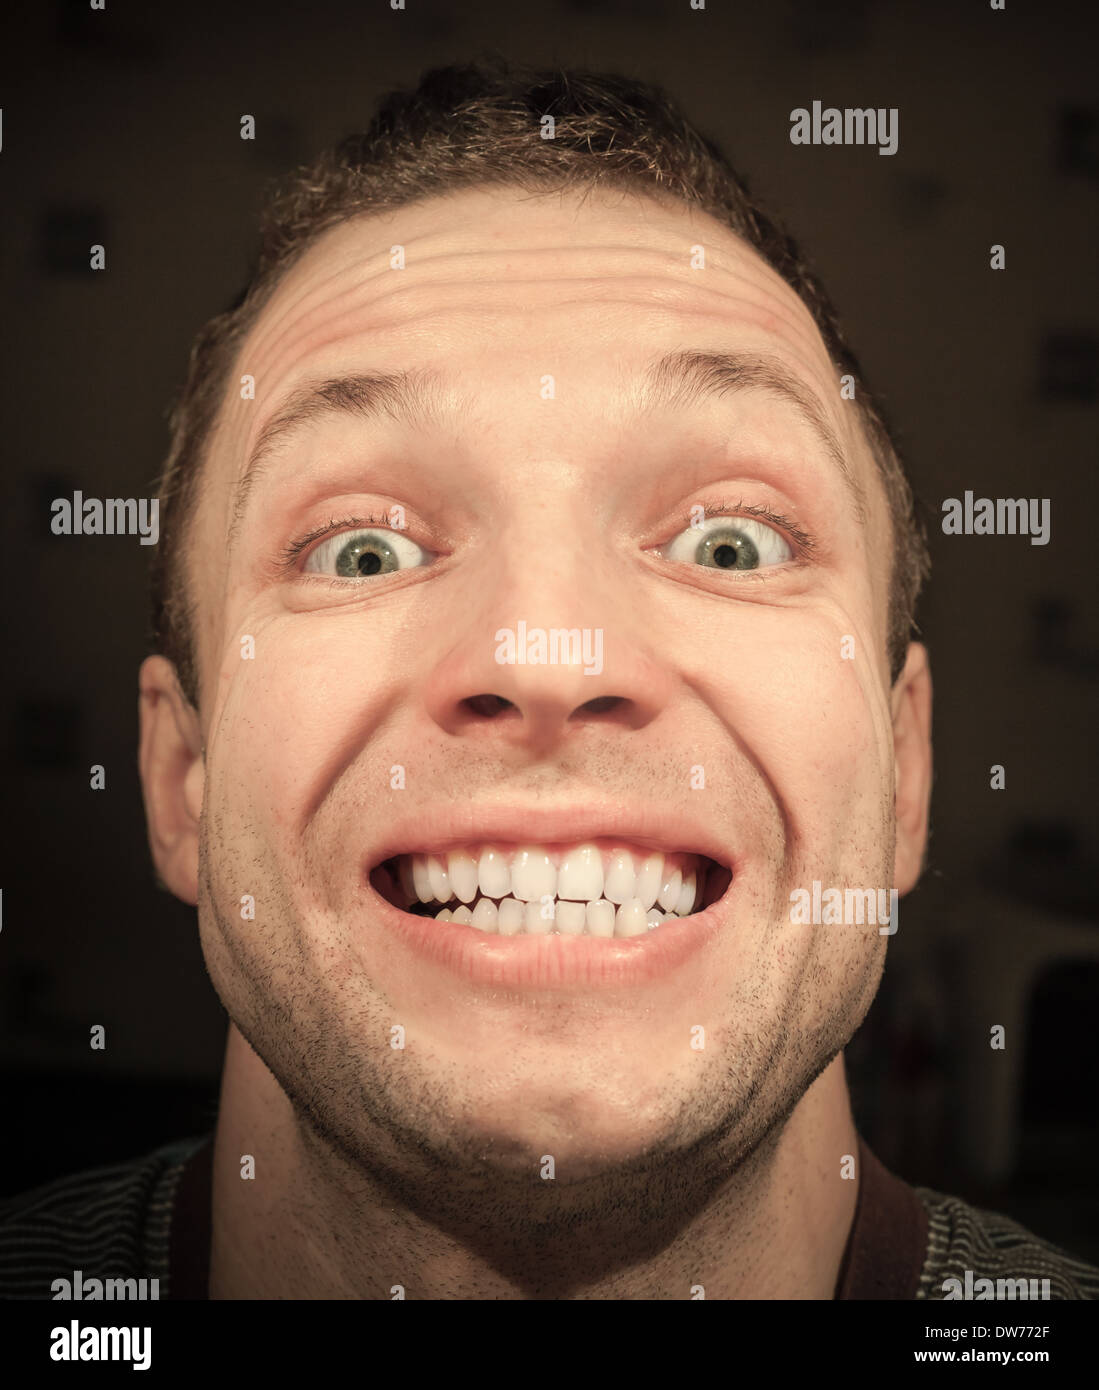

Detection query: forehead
xmin=236 ymin=185 xmax=841 ymax=411
xmin=206 ymin=185 xmax=881 ymax=514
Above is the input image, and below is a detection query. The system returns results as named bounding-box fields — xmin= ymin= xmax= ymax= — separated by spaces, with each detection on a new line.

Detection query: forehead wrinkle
xmin=245 ymin=282 xmax=822 ymax=367
xmin=256 ymin=221 xmax=818 ymax=354
xmin=241 ymin=273 xmax=405 ymax=394
xmin=242 ymin=204 xmax=828 ymax=401
xmin=247 ymin=183 xmax=821 ymax=339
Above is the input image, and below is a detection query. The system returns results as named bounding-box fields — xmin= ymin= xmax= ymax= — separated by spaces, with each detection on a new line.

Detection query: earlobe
xmin=138 ymin=654 xmax=204 ymax=905
xmin=891 ymin=642 xmax=933 ymax=895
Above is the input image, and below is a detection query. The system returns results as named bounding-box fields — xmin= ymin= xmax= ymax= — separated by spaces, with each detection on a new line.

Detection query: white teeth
xmin=428 ymin=895 xmax=686 ymax=936
xmin=427 ymin=856 xmax=450 ymax=903
xmin=448 ymin=850 xmax=479 ymax=904
xmin=557 ymin=844 xmax=604 ymax=901
xmin=393 ymin=844 xmax=714 ymax=934
xmin=555 ymin=900 xmax=587 ymax=935
xmin=586 ymin=899 xmax=616 ymax=937
xmin=635 ymin=853 xmax=663 ymax=910
xmin=615 ymin=898 xmax=650 ymax=938
xmin=413 ymin=856 xmax=434 ymax=903
xmin=604 ymin=849 xmax=637 ymax=905
xmin=657 ymin=867 xmax=682 ymax=912
xmin=510 ymin=847 xmax=556 ymax=903
xmin=497 ymin=897 xmax=524 ymax=936
xmin=524 ymin=899 xmax=554 ymax=935
xmin=471 ymin=898 xmax=499 ymax=933
xmin=674 ymin=870 xmax=696 ymax=917
xmin=477 ymin=847 xmax=511 ymax=900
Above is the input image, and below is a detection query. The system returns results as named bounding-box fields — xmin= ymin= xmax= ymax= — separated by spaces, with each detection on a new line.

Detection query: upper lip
xmin=364 ymin=801 xmax=734 ymax=873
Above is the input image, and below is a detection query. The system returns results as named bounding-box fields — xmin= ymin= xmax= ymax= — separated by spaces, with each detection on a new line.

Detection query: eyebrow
xmin=228 ymin=368 xmax=451 ymax=546
xmin=228 ymin=349 xmax=865 ymax=544
xmin=637 ymin=349 xmax=867 ymax=521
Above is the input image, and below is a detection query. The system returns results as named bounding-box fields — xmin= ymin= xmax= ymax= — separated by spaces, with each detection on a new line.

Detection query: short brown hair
xmin=151 ymin=55 xmax=930 ymax=707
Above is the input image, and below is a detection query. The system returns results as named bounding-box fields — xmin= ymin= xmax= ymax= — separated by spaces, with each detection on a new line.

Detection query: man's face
xmin=177 ymin=186 xmax=911 ymax=1215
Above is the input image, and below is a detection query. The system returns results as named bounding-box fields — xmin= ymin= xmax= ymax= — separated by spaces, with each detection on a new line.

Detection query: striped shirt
xmin=1 ymin=1132 xmax=1096 ymax=1299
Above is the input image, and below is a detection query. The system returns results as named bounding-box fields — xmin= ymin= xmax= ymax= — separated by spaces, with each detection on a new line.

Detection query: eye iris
xmin=699 ymin=528 xmax=759 ymax=570
xmin=335 ymin=533 xmax=397 ymax=578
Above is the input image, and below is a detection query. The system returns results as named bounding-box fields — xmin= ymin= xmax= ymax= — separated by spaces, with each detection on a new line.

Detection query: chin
xmin=440 ymin=1081 xmax=682 ymax=1179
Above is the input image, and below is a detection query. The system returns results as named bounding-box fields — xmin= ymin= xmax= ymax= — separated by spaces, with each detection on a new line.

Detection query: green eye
xmin=305 ymin=528 xmax=431 ymax=578
xmin=696 ymin=527 xmax=760 ymax=570
xmin=662 ymin=516 xmax=792 ymax=570
xmin=334 ymin=533 xmax=397 ymax=578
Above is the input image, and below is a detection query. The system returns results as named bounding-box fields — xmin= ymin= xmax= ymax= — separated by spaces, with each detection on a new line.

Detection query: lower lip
xmin=363 ymin=881 xmax=728 ymax=991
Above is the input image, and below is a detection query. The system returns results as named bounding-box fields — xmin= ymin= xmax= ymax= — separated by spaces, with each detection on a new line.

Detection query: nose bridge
xmin=496 ymin=497 xmax=604 ymax=635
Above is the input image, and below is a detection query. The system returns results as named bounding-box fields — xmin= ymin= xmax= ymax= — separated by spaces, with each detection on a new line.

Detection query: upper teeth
xmin=394 ymin=844 xmax=702 ymax=918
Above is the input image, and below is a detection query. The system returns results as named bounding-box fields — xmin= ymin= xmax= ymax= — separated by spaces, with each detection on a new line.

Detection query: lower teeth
xmin=410 ymin=896 xmax=685 ymax=937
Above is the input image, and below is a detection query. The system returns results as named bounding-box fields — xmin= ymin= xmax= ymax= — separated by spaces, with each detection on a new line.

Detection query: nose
xmin=421 ymin=563 xmax=675 ymax=759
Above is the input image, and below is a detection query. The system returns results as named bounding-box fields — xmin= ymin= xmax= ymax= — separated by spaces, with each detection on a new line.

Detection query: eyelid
xmin=666 ymin=500 xmax=818 ymax=560
xmin=277 ymin=513 xmax=418 ymax=573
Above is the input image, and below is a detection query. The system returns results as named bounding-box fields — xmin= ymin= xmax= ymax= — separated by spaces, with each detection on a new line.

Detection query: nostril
xmin=463 ymin=694 xmax=516 ymax=717
xmin=575 ymin=696 xmax=624 ymax=716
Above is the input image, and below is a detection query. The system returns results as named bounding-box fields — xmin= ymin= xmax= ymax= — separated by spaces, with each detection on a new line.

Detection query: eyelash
xmin=689 ymin=499 xmax=816 ymax=558
xmin=277 ymin=514 xmax=393 ymax=572
xmin=277 ymin=501 xmax=817 ymax=574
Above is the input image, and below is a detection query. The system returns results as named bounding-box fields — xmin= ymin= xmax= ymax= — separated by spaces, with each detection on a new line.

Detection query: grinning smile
xmin=371 ymin=840 xmax=732 ymax=938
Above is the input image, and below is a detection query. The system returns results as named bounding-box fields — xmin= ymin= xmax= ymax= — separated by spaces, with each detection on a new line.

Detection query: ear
xmin=138 ymin=655 xmax=204 ymax=905
xmin=891 ymin=642 xmax=933 ymax=894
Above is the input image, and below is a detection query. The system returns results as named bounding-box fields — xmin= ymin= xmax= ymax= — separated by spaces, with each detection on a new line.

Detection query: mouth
xmin=370 ymin=841 xmax=733 ymax=938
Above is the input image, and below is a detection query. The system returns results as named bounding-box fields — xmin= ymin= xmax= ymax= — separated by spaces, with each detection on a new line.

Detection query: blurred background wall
xmin=1 ymin=0 xmax=1096 ymax=1258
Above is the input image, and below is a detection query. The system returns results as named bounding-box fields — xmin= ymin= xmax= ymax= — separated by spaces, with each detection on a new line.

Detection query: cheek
xmin=206 ymin=612 xmax=400 ymax=838
xmin=696 ymin=606 xmax=891 ymax=799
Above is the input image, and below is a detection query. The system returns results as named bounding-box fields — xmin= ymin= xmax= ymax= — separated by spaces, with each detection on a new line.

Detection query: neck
xmin=208 ymin=1026 xmax=859 ymax=1299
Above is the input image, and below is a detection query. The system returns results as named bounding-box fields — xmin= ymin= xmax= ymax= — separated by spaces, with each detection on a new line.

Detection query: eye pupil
xmin=713 ymin=544 xmax=738 ymax=568
xmin=358 ymin=551 xmax=382 ymax=576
